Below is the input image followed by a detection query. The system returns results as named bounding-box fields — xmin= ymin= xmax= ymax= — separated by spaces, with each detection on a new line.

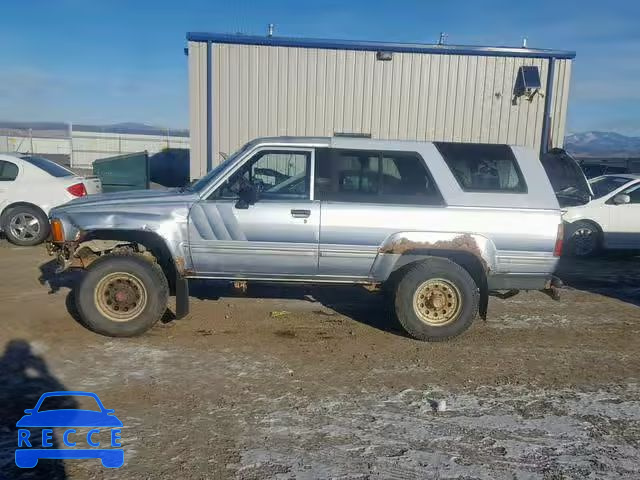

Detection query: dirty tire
xmin=75 ymin=253 xmax=169 ymax=337
xmin=1 ymin=204 xmax=49 ymax=246
xmin=394 ymin=258 xmax=479 ymax=341
xmin=566 ymin=220 xmax=601 ymax=258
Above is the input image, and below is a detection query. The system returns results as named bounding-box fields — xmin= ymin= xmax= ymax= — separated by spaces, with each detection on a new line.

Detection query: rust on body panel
xmin=379 ymin=234 xmax=488 ymax=271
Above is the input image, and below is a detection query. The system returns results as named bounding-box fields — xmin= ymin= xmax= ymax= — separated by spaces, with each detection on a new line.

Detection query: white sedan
xmin=0 ymin=153 xmax=101 ymax=246
xmin=563 ymin=174 xmax=640 ymax=256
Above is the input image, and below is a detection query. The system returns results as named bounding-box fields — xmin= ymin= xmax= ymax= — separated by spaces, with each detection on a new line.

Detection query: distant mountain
xmin=74 ymin=122 xmax=189 ymax=137
xmin=0 ymin=120 xmax=189 ymax=138
xmin=565 ymin=131 xmax=640 ymax=157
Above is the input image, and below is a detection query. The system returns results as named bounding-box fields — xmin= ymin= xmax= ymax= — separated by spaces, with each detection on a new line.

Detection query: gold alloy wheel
xmin=412 ymin=278 xmax=462 ymax=326
xmin=94 ymin=272 xmax=148 ymax=322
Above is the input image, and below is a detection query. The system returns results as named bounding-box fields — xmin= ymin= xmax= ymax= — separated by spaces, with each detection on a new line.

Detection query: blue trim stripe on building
xmin=540 ymin=58 xmax=556 ymax=156
xmin=187 ymin=32 xmax=576 ymax=60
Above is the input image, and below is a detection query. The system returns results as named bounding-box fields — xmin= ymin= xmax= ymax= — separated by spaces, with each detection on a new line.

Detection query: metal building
xmin=187 ymin=32 xmax=575 ymax=178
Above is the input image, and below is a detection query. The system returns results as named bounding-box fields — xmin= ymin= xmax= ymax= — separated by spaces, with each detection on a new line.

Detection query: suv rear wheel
xmin=394 ymin=258 xmax=479 ymax=341
xmin=75 ymin=253 xmax=169 ymax=337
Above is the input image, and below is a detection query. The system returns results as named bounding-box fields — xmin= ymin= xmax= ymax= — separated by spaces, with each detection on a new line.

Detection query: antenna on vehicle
xmin=522 ymin=37 xmax=528 ymax=48
xmin=267 ymin=23 xmax=275 ymax=37
xmin=438 ymin=32 xmax=447 ymax=45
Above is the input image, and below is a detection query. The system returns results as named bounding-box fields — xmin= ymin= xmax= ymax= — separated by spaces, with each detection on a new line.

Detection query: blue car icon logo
xmin=15 ymin=391 xmax=124 ymax=468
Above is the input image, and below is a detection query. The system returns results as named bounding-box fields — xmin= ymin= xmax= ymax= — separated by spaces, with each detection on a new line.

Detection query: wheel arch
xmin=73 ymin=229 xmax=183 ymax=293
xmin=567 ymin=218 xmax=603 ymax=234
xmin=383 ymin=250 xmax=489 ymax=319
xmin=0 ymin=201 xmax=48 ymax=224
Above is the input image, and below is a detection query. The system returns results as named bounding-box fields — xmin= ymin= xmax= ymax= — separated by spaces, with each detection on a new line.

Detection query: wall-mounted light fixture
xmin=376 ymin=51 xmax=393 ymax=61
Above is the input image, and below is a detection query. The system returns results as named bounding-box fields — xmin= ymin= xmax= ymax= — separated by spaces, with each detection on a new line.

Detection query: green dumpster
xmin=93 ymin=151 xmax=150 ymax=192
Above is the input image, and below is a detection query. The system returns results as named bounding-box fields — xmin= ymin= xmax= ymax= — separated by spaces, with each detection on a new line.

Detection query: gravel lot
xmin=0 ymin=240 xmax=639 ymax=479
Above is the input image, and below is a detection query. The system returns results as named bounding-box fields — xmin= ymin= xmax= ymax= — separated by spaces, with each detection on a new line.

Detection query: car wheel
xmin=75 ymin=253 xmax=169 ymax=337
xmin=567 ymin=221 xmax=601 ymax=257
xmin=394 ymin=257 xmax=479 ymax=341
xmin=1 ymin=205 xmax=49 ymax=246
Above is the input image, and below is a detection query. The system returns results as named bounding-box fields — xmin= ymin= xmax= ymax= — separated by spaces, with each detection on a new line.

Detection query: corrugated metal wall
xmin=550 ymin=59 xmax=572 ymax=148
xmin=189 ymin=41 xmax=573 ymax=178
xmin=189 ymin=41 xmax=208 ymax=176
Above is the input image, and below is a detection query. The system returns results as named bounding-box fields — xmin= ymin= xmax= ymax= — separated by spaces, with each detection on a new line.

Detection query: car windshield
xmin=22 ymin=156 xmax=75 ymax=178
xmin=38 ymin=395 xmax=101 ymax=412
xmin=589 ymin=176 xmax=632 ymax=199
xmin=188 ymin=142 xmax=254 ymax=193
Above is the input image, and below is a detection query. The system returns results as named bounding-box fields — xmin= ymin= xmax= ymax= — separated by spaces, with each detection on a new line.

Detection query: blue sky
xmin=0 ymin=0 xmax=638 ymax=135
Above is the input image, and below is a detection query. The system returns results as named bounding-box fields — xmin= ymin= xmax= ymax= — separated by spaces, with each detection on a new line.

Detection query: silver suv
xmin=48 ymin=137 xmax=564 ymax=341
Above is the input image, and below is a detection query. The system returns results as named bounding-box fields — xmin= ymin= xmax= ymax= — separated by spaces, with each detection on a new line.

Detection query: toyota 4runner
xmin=47 ymin=137 xmax=564 ymax=341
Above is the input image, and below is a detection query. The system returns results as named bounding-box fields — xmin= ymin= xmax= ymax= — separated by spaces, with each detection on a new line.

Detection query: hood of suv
xmin=56 ymin=188 xmax=197 ymax=211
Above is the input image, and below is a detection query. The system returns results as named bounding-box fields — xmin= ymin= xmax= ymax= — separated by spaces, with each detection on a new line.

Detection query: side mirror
xmin=235 ymin=183 xmax=258 ymax=210
xmin=612 ymin=194 xmax=631 ymax=205
xmin=24 ymin=409 xmax=34 ymax=414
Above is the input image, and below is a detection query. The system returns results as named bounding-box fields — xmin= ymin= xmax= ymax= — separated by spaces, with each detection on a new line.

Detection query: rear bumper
xmin=487 ymin=273 xmax=553 ymax=291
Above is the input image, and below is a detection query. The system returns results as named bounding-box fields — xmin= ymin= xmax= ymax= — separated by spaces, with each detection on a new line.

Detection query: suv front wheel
xmin=394 ymin=258 xmax=479 ymax=341
xmin=75 ymin=253 xmax=169 ymax=337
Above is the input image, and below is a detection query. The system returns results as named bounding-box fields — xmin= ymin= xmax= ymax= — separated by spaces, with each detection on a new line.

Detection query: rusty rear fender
xmin=371 ymin=232 xmax=498 ymax=282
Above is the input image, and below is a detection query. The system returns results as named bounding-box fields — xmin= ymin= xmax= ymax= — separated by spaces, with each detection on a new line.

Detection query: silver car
xmin=47 ymin=137 xmax=564 ymax=341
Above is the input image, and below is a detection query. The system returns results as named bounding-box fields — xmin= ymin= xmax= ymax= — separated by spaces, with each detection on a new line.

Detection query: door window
xmin=0 ymin=160 xmax=19 ymax=181
xmin=210 ymin=150 xmax=311 ymax=200
xmin=314 ymin=148 xmax=443 ymax=205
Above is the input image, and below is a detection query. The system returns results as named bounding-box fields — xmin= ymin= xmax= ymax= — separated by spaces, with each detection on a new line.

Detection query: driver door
xmin=607 ymin=182 xmax=640 ymax=249
xmin=187 ymin=148 xmax=320 ymax=276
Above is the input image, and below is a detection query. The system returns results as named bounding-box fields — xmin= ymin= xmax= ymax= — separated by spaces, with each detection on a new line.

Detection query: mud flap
xmin=479 ymin=288 xmax=488 ymax=321
xmin=541 ymin=276 xmax=563 ymax=301
xmin=175 ymin=276 xmax=190 ymax=319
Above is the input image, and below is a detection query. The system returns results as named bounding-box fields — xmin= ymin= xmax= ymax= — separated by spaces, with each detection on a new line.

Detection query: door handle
xmin=291 ymin=209 xmax=311 ymax=218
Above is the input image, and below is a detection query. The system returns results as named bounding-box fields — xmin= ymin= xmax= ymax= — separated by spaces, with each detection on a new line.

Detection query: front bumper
xmin=46 ymin=241 xmax=77 ymax=273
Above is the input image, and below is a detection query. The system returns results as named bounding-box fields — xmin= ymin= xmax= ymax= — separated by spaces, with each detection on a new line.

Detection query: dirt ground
xmin=0 ymin=240 xmax=638 ymax=479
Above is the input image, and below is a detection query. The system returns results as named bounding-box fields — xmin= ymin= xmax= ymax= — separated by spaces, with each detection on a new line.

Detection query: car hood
xmin=16 ymin=409 xmax=123 ymax=427
xmin=53 ymin=188 xmax=197 ymax=212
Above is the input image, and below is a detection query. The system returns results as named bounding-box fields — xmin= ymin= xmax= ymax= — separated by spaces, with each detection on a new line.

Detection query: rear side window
xmin=0 ymin=160 xmax=19 ymax=181
xmin=435 ymin=143 xmax=527 ymax=193
xmin=22 ymin=156 xmax=73 ymax=178
xmin=314 ymin=148 xmax=443 ymax=205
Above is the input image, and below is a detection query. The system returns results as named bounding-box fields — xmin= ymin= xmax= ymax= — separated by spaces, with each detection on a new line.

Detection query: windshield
xmin=22 ymin=156 xmax=75 ymax=178
xmin=589 ymin=176 xmax=633 ymax=199
xmin=38 ymin=395 xmax=100 ymax=412
xmin=188 ymin=143 xmax=253 ymax=193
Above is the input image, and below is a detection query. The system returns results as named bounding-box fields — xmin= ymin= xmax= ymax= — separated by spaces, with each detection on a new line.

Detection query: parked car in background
xmin=0 ymin=153 xmax=101 ymax=246
xmin=47 ymin=137 xmax=564 ymax=342
xmin=563 ymin=174 xmax=640 ymax=257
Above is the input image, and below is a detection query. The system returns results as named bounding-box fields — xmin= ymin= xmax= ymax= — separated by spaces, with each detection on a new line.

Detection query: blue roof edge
xmin=186 ymin=32 xmax=576 ymax=59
